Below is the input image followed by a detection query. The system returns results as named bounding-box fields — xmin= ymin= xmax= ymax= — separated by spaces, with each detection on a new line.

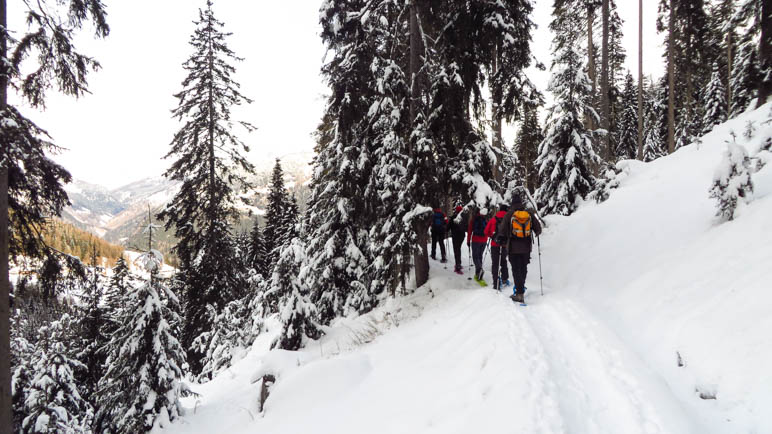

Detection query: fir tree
xmin=513 ymin=104 xmax=544 ymax=193
xmin=158 ymin=0 xmax=255 ymax=374
xmin=710 ymin=143 xmax=754 ymax=221
xmin=22 ymin=315 xmax=92 ymax=433
xmin=263 ymin=159 xmax=293 ymax=270
xmin=702 ymin=63 xmax=728 ymax=134
xmin=730 ymin=35 xmax=761 ymax=116
xmin=247 ymin=219 xmax=268 ymax=278
xmin=270 ymin=240 xmax=320 ymax=351
xmin=75 ymin=245 xmax=108 ymax=404
xmin=615 ymin=72 xmax=639 ymax=160
xmin=96 ymin=253 xmax=185 ymax=432
xmin=535 ymin=2 xmax=599 ymax=216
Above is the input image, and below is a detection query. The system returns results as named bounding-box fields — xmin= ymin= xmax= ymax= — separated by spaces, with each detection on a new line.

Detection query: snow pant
xmin=490 ymin=245 xmax=509 ymax=288
xmin=430 ymin=228 xmax=447 ymax=260
xmin=452 ymin=235 xmax=464 ymax=270
xmin=509 ymin=252 xmax=530 ymax=295
xmin=471 ymin=241 xmax=486 ymax=278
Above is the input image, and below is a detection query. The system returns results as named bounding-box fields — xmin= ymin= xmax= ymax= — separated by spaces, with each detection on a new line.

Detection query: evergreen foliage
xmin=158 ymin=0 xmax=255 ymax=374
xmin=247 ymin=220 xmax=268 ymax=278
xmin=96 ymin=266 xmax=185 ymax=432
xmin=535 ymin=1 xmax=599 ymax=216
xmin=263 ymin=159 xmax=295 ymax=271
xmin=702 ymin=63 xmax=728 ymax=134
xmin=615 ymin=72 xmax=639 ymax=160
xmin=22 ymin=315 xmax=92 ymax=433
xmin=513 ymin=104 xmax=544 ymax=193
xmin=710 ymin=143 xmax=754 ymax=220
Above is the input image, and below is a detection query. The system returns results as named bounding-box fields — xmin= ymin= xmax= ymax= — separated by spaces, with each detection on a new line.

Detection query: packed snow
xmin=160 ymin=104 xmax=772 ymax=434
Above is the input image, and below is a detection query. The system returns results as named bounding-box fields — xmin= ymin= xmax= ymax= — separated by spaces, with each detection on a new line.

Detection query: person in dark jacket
xmin=496 ymin=194 xmax=542 ymax=303
xmin=448 ymin=205 xmax=468 ymax=275
xmin=466 ymin=208 xmax=489 ymax=285
xmin=429 ymin=207 xmax=448 ymax=262
xmin=484 ymin=203 xmax=510 ymax=290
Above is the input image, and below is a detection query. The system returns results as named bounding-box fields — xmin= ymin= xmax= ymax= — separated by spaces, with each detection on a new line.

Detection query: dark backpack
xmin=432 ymin=211 xmax=445 ymax=229
xmin=472 ymin=216 xmax=487 ymax=236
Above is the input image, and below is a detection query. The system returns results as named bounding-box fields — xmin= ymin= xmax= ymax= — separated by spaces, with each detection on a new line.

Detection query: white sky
xmin=12 ymin=0 xmax=663 ymax=189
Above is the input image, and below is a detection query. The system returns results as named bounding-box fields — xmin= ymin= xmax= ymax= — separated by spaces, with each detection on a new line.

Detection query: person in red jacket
xmin=484 ymin=203 xmax=510 ymax=290
xmin=466 ymin=208 xmax=489 ymax=285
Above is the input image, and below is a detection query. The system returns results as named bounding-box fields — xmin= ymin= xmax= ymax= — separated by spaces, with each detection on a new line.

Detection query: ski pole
xmin=522 ymin=185 xmax=547 ymax=229
xmin=537 ymin=234 xmax=544 ymax=296
xmin=480 ymin=239 xmax=490 ymax=280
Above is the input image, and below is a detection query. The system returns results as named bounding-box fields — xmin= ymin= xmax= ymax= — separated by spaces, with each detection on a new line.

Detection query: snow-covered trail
xmin=166 ymin=258 xmax=702 ymax=434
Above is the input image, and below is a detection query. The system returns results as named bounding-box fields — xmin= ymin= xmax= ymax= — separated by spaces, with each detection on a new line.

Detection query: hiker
xmin=448 ymin=205 xmax=467 ymax=275
xmin=430 ymin=206 xmax=448 ymax=262
xmin=496 ymin=194 xmax=541 ymax=303
xmin=466 ymin=208 xmax=489 ymax=285
xmin=485 ymin=203 xmax=510 ymax=290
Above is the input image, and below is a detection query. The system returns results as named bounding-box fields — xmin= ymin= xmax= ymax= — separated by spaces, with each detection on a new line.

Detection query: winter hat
xmin=455 ymin=205 xmax=463 ymax=213
xmin=499 ymin=203 xmax=509 ymax=212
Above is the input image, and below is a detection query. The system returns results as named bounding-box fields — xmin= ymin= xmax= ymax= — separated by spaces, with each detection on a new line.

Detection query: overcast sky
xmin=13 ymin=0 xmax=663 ymax=189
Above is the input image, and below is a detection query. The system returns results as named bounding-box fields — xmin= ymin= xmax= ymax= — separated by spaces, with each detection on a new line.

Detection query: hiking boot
xmin=430 ymin=255 xmax=436 ymax=261
xmin=440 ymin=258 xmax=447 ymax=263
xmin=513 ymin=293 xmax=524 ymax=303
xmin=501 ymin=279 xmax=511 ymax=287
xmin=455 ymin=269 xmax=464 ymax=275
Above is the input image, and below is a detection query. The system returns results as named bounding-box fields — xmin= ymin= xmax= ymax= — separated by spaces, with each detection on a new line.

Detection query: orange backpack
xmin=511 ymin=211 xmax=532 ymax=238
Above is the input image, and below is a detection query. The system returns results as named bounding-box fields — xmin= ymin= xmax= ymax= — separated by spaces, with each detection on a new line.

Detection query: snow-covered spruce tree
xmin=158 ymin=0 xmax=255 ymax=374
xmin=307 ymin=0 xmax=378 ymax=321
xmin=1 ymin=4 xmax=109 ymax=417
xmin=194 ymin=295 xmax=254 ymax=380
xmin=514 ymin=104 xmax=544 ymax=194
xmin=247 ymin=219 xmax=268 ymax=279
xmin=263 ymin=159 xmax=294 ymax=271
xmin=269 ymin=239 xmax=320 ymax=351
xmin=710 ymin=143 xmax=754 ymax=221
xmin=730 ymin=35 xmax=761 ymax=116
xmin=102 ymin=256 xmax=132 ymax=335
xmin=75 ymin=246 xmax=109 ymax=404
xmin=702 ymin=63 xmax=728 ymax=134
xmin=535 ymin=2 xmax=599 ymax=216
xmin=95 ymin=251 xmax=185 ymax=432
xmin=22 ymin=315 xmax=93 ymax=433
xmin=614 ymin=72 xmax=638 ymax=160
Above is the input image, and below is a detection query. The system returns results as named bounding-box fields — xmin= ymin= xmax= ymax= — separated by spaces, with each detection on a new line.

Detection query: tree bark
xmin=409 ymin=0 xmax=429 ymax=288
xmin=587 ymin=6 xmax=597 ymax=131
xmin=601 ymin=0 xmax=611 ymax=161
xmin=667 ymin=0 xmax=676 ymax=154
xmin=757 ymin=0 xmax=772 ymax=107
xmin=491 ymin=42 xmax=502 ymax=184
xmin=637 ymin=0 xmax=644 ymax=160
xmin=0 ymin=0 xmax=12 ymax=428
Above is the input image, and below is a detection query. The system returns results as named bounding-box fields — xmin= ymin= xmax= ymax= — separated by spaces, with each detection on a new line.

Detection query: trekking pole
xmin=480 ymin=239 xmax=490 ymax=280
xmin=522 ymin=184 xmax=547 ymax=229
xmin=537 ymin=234 xmax=544 ymax=296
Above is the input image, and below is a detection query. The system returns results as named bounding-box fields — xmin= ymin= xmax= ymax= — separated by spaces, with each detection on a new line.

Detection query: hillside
xmin=61 ymin=155 xmax=313 ymax=257
xmin=162 ymin=104 xmax=772 ymax=434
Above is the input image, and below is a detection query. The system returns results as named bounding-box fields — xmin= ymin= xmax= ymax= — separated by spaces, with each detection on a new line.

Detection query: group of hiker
xmin=429 ymin=192 xmax=542 ymax=303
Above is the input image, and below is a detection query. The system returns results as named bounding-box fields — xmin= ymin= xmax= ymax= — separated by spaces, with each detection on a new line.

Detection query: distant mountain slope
xmin=60 ymin=155 xmax=313 ymax=257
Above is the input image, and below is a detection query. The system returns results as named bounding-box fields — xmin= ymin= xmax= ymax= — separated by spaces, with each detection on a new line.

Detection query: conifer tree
xmin=710 ymin=143 xmax=754 ymax=220
xmin=702 ymin=63 xmax=728 ymax=134
xmin=514 ymin=105 xmax=544 ymax=193
xmin=158 ymin=0 xmax=255 ymax=374
xmin=247 ymin=220 xmax=268 ymax=278
xmin=22 ymin=315 xmax=92 ymax=433
xmin=535 ymin=1 xmax=599 ymax=216
xmin=270 ymin=240 xmax=320 ymax=351
xmin=1 ymin=3 xmax=109 ymax=417
xmin=730 ymin=0 xmax=762 ymax=117
xmin=96 ymin=251 xmax=185 ymax=432
xmin=263 ymin=159 xmax=293 ymax=270
xmin=75 ymin=244 xmax=108 ymax=404
xmin=615 ymin=72 xmax=639 ymax=160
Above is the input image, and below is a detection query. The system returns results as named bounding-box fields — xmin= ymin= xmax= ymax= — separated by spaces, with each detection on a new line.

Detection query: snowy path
xmin=167 ymin=257 xmax=703 ymax=434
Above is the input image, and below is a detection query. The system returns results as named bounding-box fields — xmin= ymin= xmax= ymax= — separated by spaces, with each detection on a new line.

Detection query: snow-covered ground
xmin=162 ymin=104 xmax=772 ymax=434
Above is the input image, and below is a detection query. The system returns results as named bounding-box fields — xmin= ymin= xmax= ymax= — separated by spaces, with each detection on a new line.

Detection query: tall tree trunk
xmin=0 ymin=0 xmax=12 ymax=428
xmin=757 ymin=0 xmax=772 ymax=107
xmin=587 ymin=6 xmax=597 ymax=131
xmin=601 ymin=0 xmax=611 ymax=161
xmin=491 ymin=42 xmax=502 ymax=184
xmin=727 ymin=30 xmax=733 ymax=110
xmin=409 ymin=0 xmax=429 ymax=288
xmin=637 ymin=0 xmax=644 ymax=160
xmin=667 ymin=0 xmax=676 ymax=154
